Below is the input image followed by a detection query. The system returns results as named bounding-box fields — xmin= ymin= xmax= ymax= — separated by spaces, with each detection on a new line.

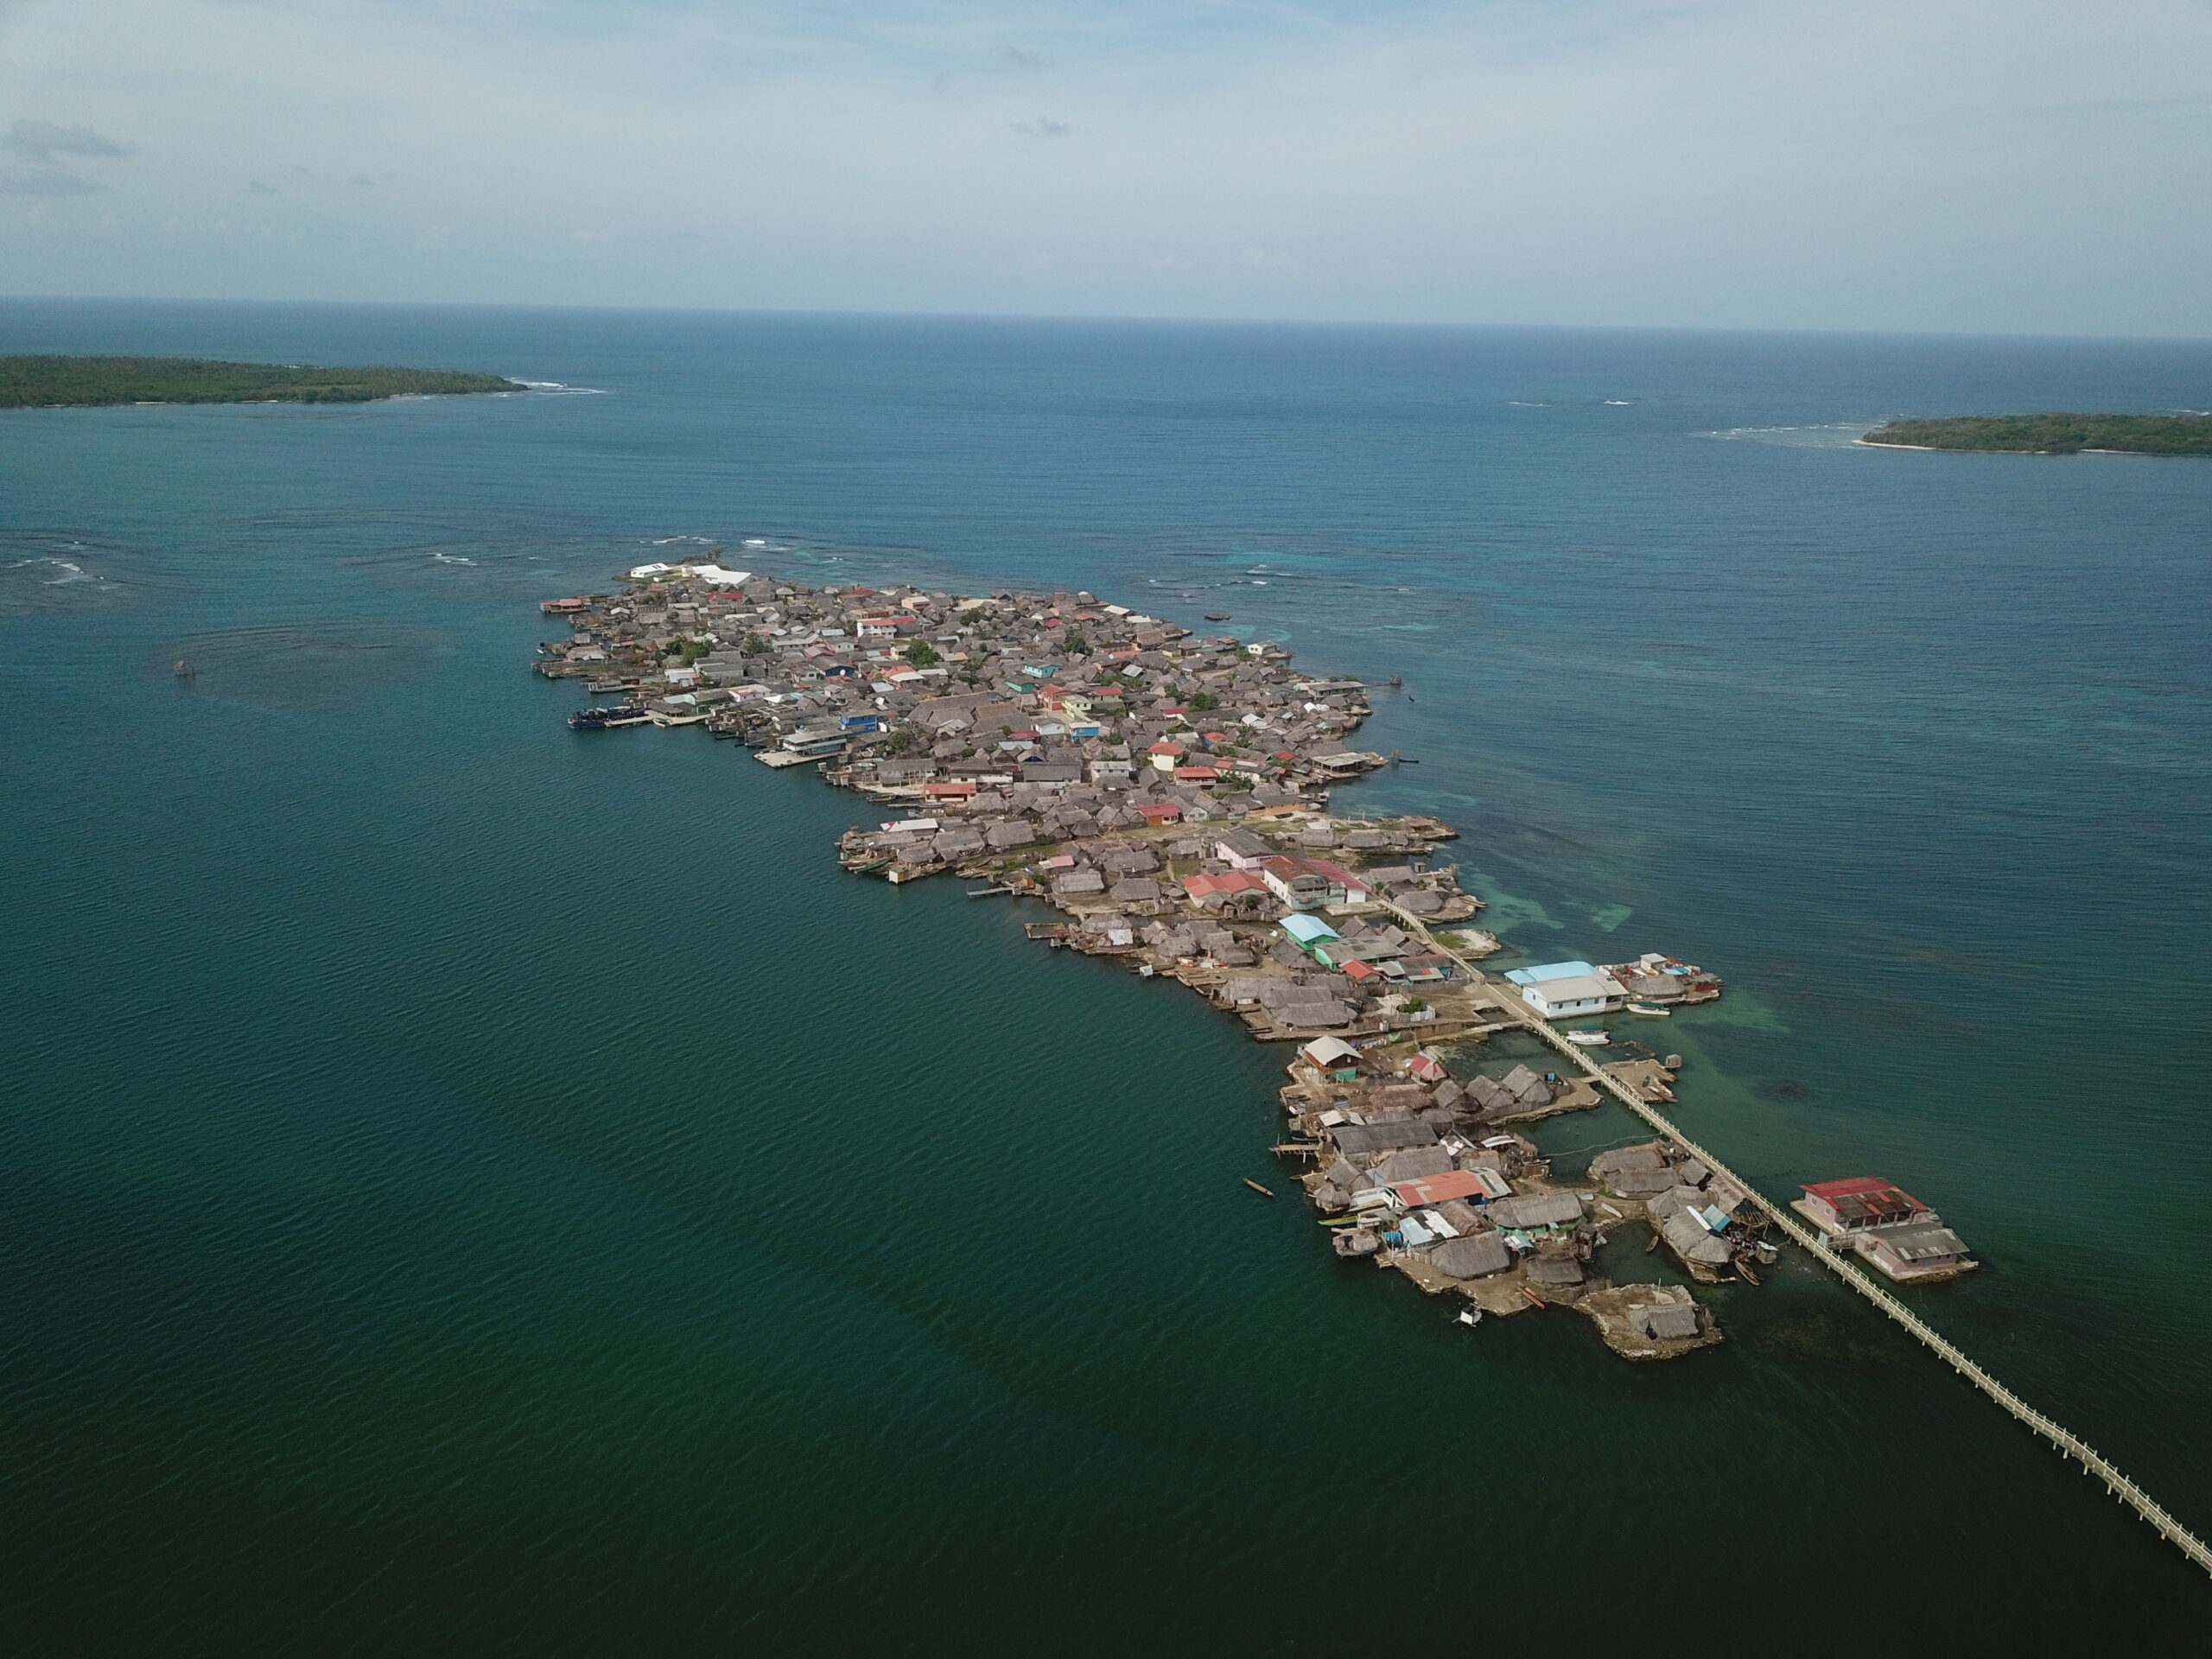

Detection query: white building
xmin=1519 ymin=972 xmax=1626 ymax=1019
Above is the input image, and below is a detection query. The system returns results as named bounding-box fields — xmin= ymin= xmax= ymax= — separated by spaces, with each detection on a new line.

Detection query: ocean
xmin=3 ymin=300 xmax=2209 ymax=1651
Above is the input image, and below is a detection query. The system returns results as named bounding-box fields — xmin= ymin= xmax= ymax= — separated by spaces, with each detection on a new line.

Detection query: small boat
xmin=1564 ymin=1029 xmax=1610 ymax=1046
xmin=1626 ymin=1001 xmax=1671 ymax=1017
xmin=1455 ymin=1308 xmax=1483 ymax=1327
xmin=568 ymin=705 xmax=652 ymax=730
xmin=172 ymin=658 xmax=195 ymax=679
xmin=1243 ymin=1178 xmax=1276 ymax=1198
xmin=1205 ymin=613 xmax=1232 ymax=622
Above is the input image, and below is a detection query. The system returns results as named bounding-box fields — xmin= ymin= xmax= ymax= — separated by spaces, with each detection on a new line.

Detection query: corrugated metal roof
xmin=1504 ymin=960 xmax=1599 ymax=986
xmin=1391 ymin=1170 xmax=1491 ymax=1206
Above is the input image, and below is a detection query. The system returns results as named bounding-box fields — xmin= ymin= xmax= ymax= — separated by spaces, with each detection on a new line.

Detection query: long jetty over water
xmin=1404 ymin=914 xmax=2212 ymax=1578
xmin=537 ymin=560 xmax=2210 ymax=1579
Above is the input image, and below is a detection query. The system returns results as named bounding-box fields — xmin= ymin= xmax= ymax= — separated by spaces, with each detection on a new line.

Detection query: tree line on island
xmin=1862 ymin=412 xmax=2212 ymax=456
xmin=0 ymin=355 xmax=524 ymax=409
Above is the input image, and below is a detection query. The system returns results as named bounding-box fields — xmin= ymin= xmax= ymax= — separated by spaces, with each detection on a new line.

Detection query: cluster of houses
xmin=1504 ymin=954 xmax=1725 ymax=1018
xmin=534 ymin=558 xmax=1970 ymax=1359
xmin=1008 ymin=822 xmax=1490 ymax=1041
xmin=1791 ymin=1177 xmax=1977 ymax=1283
xmin=1279 ymin=1034 xmax=1720 ymax=1356
xmin=537 ymin=563 xmax=1412 ymax=836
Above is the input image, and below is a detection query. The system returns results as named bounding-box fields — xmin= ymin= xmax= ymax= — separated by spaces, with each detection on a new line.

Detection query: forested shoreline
xmin=0 ymin=355 xmax=523 ymax=408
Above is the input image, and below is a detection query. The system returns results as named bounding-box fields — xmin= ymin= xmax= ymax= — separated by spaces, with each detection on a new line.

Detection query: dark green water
xmin=3 ymin=302 xmax=2209 ymax=1651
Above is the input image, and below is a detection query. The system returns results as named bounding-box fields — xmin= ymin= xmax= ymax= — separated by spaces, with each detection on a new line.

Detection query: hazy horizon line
xmin=4 ymin=292 xmax=2210 ymax=351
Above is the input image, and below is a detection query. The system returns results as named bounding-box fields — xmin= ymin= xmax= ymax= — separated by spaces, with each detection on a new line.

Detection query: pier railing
xmin=1395 ymin=907 xmax=2212 ymax=1579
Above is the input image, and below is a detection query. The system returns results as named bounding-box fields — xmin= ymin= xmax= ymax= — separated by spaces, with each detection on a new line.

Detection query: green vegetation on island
xmin=1861 ymin=412 xmax=2212 ymax=456
xmin=0 ymin=355 xmax=524 ymax=409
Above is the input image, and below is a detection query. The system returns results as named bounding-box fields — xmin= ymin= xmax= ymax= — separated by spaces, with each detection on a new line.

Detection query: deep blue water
xmin=3 ymin=300 xmax=2209 ymax=1651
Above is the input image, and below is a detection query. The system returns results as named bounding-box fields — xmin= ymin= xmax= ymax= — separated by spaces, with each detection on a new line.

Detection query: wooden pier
xmin=1397 ymin=905 xmax=2212 ymax=1580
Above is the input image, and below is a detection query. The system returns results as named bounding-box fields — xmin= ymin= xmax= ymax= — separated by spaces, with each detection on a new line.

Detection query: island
xmin=532 ymin=559 xmax=1763 ymax=1360
xmin=493 ymin=555 xmax=2212 ymax=1572
xmin=1860 ymin=413 xmax=2212 ymax=456
xmin=0 ymin=355 xmax=524 ymax=409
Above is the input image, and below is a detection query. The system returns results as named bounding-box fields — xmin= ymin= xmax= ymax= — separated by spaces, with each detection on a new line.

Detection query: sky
xmin=2 ymin=0 xmax=2210 ymax=334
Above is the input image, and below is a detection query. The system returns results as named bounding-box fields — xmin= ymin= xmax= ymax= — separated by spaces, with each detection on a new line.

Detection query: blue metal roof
xmin=1280 ymin=914 xmax=1339 ymax=944
xmin=1504 ymin=960 xmax=1599 ymax=987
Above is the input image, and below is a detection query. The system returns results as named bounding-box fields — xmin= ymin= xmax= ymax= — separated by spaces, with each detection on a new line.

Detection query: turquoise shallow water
xmin=3 ymin=302 xmax=2210 ymax=1651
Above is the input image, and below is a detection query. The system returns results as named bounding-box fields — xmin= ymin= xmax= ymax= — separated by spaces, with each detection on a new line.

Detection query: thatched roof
xmin=1370 ymin=1146 xmax=1454 ymax=1185
xmin=1635 ymin=1302 xmax=1703 ymax=1340
xmin=1525 ymin=1252 xmax=1586 ymax=1287
xmin=1429 ymin=1233 xmax=1512 ymax=1279
xmin=1485 ymin=1191 xmax=1582 ymax=1230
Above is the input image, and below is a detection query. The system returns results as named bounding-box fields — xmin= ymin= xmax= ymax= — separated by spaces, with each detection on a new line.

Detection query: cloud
xmin=3 ymin=119 xmax=132 ymax=164
xmin=0 ymin=166 xmax=104 ymax=195
xmin=3 ymin=0 xmax=2211 ymax=334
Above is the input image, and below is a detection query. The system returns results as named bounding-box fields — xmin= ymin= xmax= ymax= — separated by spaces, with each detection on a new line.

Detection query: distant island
xmin=1861 ymin=412 xmax=2212 ymax=456
xmin=0 ymin=355 xmax=524 ymax=409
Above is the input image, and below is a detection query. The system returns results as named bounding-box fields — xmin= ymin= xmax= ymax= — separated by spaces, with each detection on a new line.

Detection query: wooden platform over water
xmin=1401 ymin=912 xmax=2212 ymax=1579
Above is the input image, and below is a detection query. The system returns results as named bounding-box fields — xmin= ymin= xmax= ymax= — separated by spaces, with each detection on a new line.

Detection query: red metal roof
xmin=1804 ymin=1177 xmax=1913 ymax=1201
xmin=1802 ymin=1177 xmax=1928 ymax=1223
xmin=1392 ymin=1171 xmax=1491 ymax=1206
xmin=1259 ymin=855 xmax=1368 ymax=893
xmin=1183 ymin=870 xmax=1269 ymax=897
xmin=1303 ymin=858 xmax=1370 ymax=892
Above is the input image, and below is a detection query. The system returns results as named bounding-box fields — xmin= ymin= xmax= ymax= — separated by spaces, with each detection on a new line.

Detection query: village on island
xmin=537 ymin=554 xmax=1978 ymax=1363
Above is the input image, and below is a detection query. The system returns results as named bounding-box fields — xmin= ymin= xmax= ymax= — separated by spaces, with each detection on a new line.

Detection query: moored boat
xmin=1625 ymin=1001 xmax=1671 ymax=1017
xmin=568 ymin=705 xmax=652 ymax=730
xmin=1564 ymin=1029 xmax=1610 ymax=1046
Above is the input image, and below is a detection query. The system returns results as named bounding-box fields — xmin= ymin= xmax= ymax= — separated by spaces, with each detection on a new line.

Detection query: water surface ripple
xmin=2 ymin=302 xmax=2209 ymax=1651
